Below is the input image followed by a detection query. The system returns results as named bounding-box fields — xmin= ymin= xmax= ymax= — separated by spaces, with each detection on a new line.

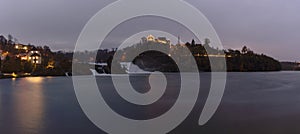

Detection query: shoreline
xmin=1 ymin=70 xmax=299 ymax=80
xmin=0 ymin=74 xmax=67 ymax=79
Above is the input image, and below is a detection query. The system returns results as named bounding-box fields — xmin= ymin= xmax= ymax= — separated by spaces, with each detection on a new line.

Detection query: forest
xmin=1 ymin=34 xmax=282 ymax=77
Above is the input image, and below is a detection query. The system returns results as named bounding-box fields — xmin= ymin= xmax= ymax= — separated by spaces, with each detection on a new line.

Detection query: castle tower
xmin=147 ymin=35 xmax=155 ymax=42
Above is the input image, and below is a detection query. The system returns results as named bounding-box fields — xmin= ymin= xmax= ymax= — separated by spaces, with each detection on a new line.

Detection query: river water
xmin=0 ymin=72 xmax=300 ymax=134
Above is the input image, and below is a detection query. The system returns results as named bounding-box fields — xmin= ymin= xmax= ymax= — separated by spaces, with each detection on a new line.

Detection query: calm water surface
xmin=0 ymin=72 xmax=300 ymax=134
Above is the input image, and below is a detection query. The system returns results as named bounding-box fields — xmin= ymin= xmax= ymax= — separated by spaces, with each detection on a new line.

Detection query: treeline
xmin=281 ymin=62 xmax=300 ymax=71
xmin=225 ymin=46 xmax=281 ymax=71
xmin=0 ymin=34 xmax=282 ymax=76
xmin=113 ymin=39 xmax=281 ymax=72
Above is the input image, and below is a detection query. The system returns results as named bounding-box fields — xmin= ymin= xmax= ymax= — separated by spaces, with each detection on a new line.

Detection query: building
xmin=157 ymin=37 xmax=171 ymax=44
xmin=1 ymin=51 xmax=8 ymax=60
xmin=142 ymin=35 xmax=171 ymax=45
xmin=18 ymin=53 xmax=29 ymax=61
xmin=29 ymin=53 xmax=41 ymax=64
xmin=28 ymin=48 xmax=42 ymax=64
xmin=147 ymin=34 xmax=155 ymax=42
xmin=13 ymin=45 xmax=42 ymax=64
xmin=15 ymin=44 xmax=29 ymax=52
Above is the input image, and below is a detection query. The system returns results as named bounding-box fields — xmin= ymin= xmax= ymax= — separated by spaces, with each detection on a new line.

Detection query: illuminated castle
xmin=141 ymin=35 xmax=171 ymax=45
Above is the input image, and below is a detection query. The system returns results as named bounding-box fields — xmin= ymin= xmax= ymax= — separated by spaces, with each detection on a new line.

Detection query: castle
xmin=141 ymin=35 xmax=171 ymax=45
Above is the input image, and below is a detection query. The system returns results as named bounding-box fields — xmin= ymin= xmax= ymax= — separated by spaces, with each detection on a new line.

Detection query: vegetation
xmin=0 ymin=34 xmax=283 ymax=77
xmin=281 ymin=62 xmax=300 ymax=71
xmin=225 ymin=47 xmax=281 ymax=71
xmin=112 ymin=39 xmax=281 ymax=72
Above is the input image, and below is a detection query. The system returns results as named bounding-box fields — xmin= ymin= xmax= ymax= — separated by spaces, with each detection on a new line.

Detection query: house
xmin=13 ymin=45 xmax=42 ymax=64
xmin=14 ymin=44 xmax=29 ymax=52
xmin=18 ymin=53 xmax=29 ymax=61
xmin=28 ymin=48 xmax=42 ymax=64
xmin=29 ymin=53 xmax=41 ymax=64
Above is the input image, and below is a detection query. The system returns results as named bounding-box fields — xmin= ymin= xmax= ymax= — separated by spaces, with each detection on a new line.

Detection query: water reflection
xmin=24 ymin=77 xmax=44 ymax=84
xmin=1 ymin=73 xmax=300 ymax=133
xmin=12 ymin=77 xmax=45 ymax=133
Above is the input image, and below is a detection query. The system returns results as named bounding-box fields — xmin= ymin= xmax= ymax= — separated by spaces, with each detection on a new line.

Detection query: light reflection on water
xmin=12 ymin=77 xmax=45 ymax=134
xmin=0 ymin=72 xmax=300 ymax=134
xmin=24 ymin=77 xmax=44 ymax=84
xmin=0 ymin=76 xmax=101 ymax=134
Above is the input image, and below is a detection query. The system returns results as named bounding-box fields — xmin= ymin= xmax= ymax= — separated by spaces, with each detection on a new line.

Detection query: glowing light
xmin=147 ymin=35 xmax=155 ymax=41
xmin=12 ymin=72 xmax=17 ymax=77
xmin=157 ymin=40 xmax=167 ymax=44
xmin=25 ymin=77 xmax=43 ymax=84
xmin=193 ymin=54 xmax=229 ymax=58
xmin=46 ymin=64 xmax=54 ymax=69
xmin=21 ymin=56 xmax=28 ymax=60
xmin=24 ymin=73 xmax=31 ymax=76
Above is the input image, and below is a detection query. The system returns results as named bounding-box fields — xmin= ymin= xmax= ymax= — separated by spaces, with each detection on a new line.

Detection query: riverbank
xmin=0 ymin=74 xmax=67 ymax=79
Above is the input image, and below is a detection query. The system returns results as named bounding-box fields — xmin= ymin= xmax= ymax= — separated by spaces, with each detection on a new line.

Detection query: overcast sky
xmin=0 ymin=0 xmax=299 ymax=61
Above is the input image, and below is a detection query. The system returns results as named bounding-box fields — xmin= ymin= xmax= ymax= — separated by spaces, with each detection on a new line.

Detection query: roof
xmin=30 ymin=47 xmax=38 ymax=51
xmin=30 ymin=53 xmax=41 ymax=57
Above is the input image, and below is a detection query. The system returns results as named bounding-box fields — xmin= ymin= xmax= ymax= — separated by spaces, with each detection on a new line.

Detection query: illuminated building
xmin=29 ymin=53 xmax=41 ymax=64
xmin=28 ymin=48 xmax=42 ymax=64
xmin=14 ymin=44 xmax=29 ymax=52
xmin=13 ymin=46 xmax=42 ymax=64
xmin=142 ymin=35 xmax=171 ymax=45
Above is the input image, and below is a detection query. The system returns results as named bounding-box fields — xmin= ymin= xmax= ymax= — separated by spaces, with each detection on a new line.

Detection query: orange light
xmin=25 ymin=77 xmax=43 ymax=84
xmin=12 ymin=72 xmax=17 ymax=77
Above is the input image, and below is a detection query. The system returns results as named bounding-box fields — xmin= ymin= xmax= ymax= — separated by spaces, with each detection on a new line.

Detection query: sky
xmin=0 ymin=0 xmax=299 ymax=61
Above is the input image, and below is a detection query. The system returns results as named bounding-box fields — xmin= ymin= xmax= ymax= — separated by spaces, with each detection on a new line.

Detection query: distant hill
xmin=111 ymin=37 xmax=282 ymax=72
xmin=281 ymin=62 xmax=300 ymax=71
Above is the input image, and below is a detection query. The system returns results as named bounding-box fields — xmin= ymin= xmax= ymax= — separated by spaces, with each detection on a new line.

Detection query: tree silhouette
xmin=191 ymin=39 xmax=195 ymax=46
xmin=242 ymin=46 xmax=248 ymax=54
